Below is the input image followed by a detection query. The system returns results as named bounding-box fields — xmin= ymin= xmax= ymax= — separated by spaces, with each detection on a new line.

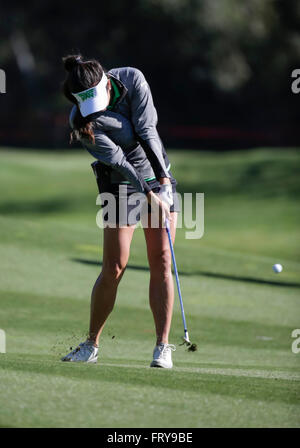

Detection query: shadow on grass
xmin=72 ymin=257 xmax=300 ymax=288
xmin=0 ymin=199 xmax=72 ymax=215
xmin=176 ymin=158 xmax=300 ymax=199
xmin=0 ymin=195 xmax=95 ymax=215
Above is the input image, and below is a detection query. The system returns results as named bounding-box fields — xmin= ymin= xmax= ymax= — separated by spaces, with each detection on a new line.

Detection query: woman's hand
xmin=146 ymin=191 xmax=171 ymax=227
xmin=158 ymin=184 xmax=173 ymax=208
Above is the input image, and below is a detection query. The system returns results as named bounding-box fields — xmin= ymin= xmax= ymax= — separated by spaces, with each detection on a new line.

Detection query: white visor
xmin=71 ymin=73 xmax=109 ymax=117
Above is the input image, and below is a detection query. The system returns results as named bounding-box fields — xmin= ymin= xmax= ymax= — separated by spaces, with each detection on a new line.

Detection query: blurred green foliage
xmin=0 ymin=0 xmax=299 ymax=147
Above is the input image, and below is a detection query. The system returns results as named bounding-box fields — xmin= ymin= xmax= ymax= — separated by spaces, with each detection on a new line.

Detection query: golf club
xmin=165 ymin=218 xmax=191 ymax=345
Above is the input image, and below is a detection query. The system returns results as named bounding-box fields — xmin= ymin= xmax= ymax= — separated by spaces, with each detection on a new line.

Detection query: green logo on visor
xmin=78 ymin=88 xmax=96 ymax=102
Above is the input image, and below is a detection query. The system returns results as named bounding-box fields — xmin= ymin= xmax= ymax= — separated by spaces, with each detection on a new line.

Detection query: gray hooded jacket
xmin=69 ymin=67 xmax=171 ymax=194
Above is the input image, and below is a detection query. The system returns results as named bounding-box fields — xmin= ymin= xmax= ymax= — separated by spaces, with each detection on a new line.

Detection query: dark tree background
xmin=0 ymin=0 xmax=299 ymax=149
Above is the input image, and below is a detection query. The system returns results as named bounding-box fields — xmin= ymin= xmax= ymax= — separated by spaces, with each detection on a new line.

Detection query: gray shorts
xmin=92 ymin=162 xmax=180 ymax=226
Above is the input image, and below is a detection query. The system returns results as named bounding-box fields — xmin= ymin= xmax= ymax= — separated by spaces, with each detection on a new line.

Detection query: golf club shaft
xmin=165 ymin=219 xmax=189 ymax=340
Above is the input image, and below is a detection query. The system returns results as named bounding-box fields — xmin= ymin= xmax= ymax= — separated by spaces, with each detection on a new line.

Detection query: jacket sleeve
xmin=129 ymin=69 xmax=170 ymax=179
xmin=82 ymin=131 xmax=151 ymax=194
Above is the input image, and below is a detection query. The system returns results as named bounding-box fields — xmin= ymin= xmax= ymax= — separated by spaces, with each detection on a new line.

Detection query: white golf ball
xmin=272 ymin=263 xmax=283 ymax=273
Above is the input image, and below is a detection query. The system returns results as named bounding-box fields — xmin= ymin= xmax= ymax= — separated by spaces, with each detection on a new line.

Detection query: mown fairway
xmin=0 ymin=147 xmax=299 ymax=428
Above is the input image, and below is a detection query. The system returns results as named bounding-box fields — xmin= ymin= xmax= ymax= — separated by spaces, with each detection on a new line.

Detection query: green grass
xmin=0 ymin=146 xmax=299 ymax=428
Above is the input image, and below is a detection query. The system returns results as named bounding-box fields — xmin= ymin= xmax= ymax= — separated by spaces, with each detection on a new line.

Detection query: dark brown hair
xmin=62 ymin=54 xmax=104 ymax=144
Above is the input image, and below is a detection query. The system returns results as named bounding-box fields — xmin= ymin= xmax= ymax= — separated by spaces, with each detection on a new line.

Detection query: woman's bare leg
xmin=143 ymin=213 xmax=177 ymax=345
xmin=88 ymin=225 xmax=135 ymax=345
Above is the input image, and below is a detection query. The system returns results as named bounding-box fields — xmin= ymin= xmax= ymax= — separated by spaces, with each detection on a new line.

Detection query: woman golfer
xmin=61 ymin=54 xmax=179 ymax=368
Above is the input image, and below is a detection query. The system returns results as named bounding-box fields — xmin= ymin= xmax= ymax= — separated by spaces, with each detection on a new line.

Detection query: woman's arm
xmin=69 ymin=105 xmax=151 ymax=194
xmin=84 ymin=130 xmax=170 ymax=221
xmin=83 ymin=130 xmax=151 ymax=194
xmin=129 ymin=69 xmax=171 ymax=183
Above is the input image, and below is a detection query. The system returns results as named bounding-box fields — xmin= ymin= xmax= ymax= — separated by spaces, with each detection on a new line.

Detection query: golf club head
xmin=183 ymin=331 xmax=191 ymax=345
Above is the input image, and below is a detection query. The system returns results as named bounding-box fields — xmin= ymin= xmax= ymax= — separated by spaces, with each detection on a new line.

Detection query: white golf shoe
xmin=150 ymin=343 xmax=176 ymax=369
xmin=61 ymin=340 xmax=98 ymax=363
